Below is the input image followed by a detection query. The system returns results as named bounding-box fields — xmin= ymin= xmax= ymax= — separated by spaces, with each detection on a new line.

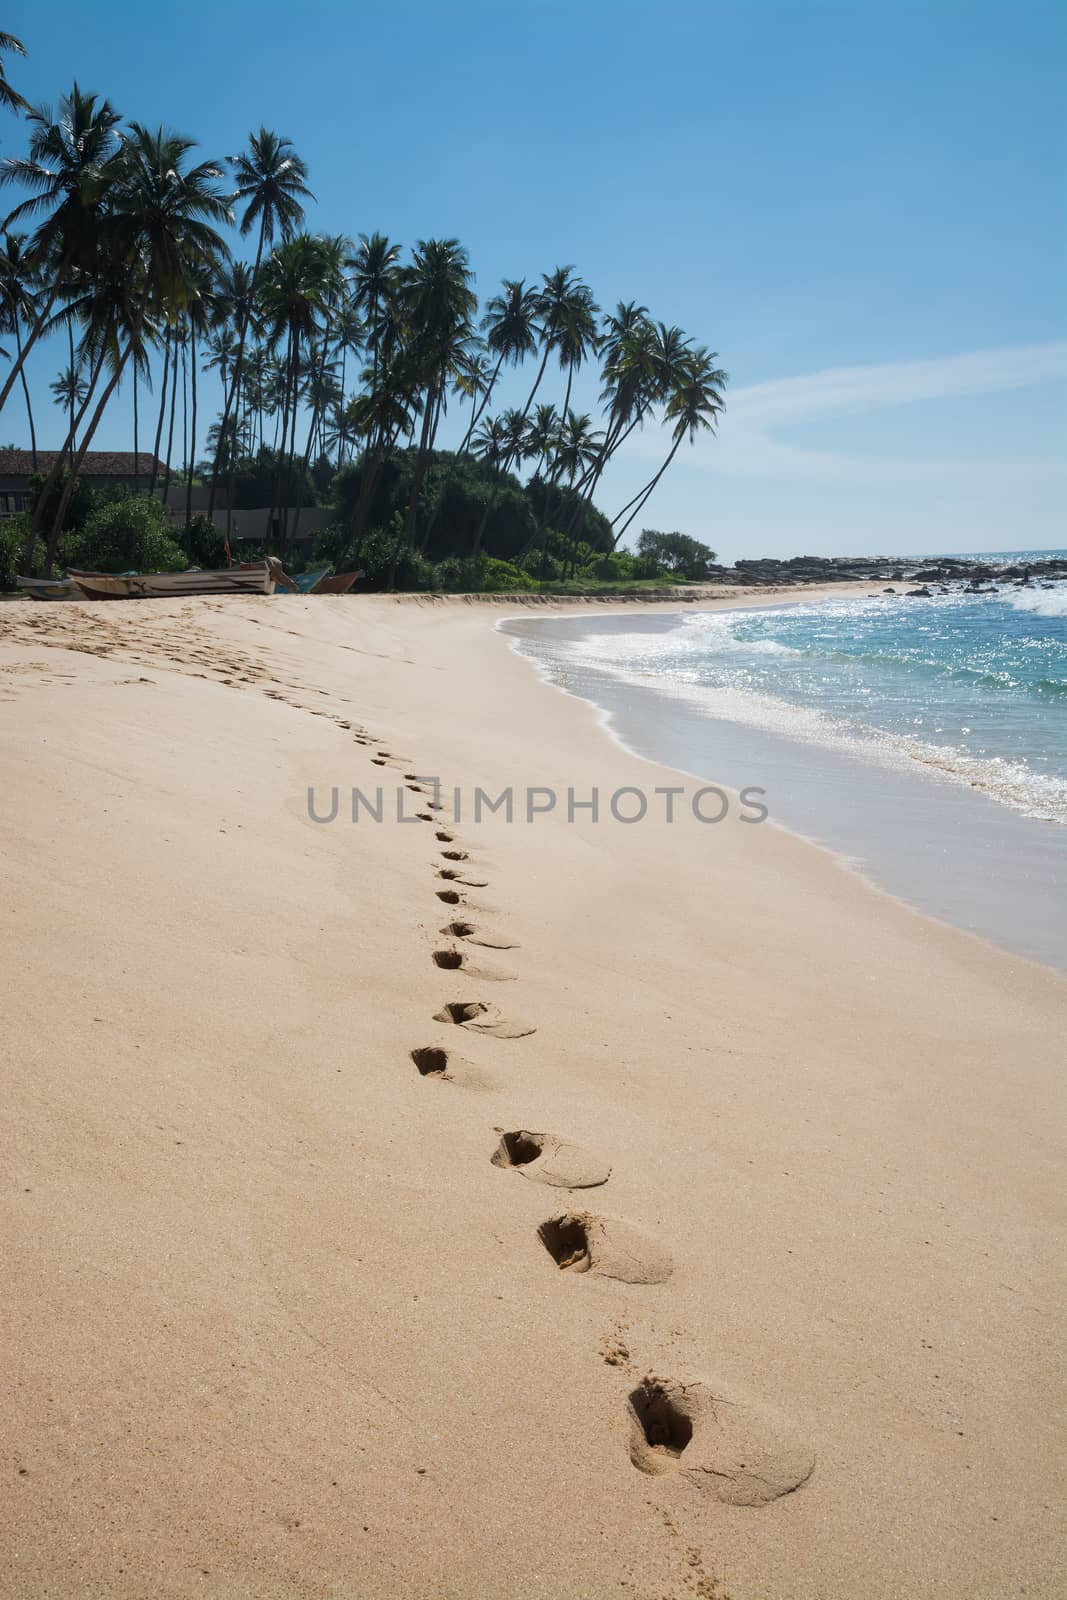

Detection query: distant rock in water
xmin=705 ymin=553 xmax=1067 ymax=591
xmin=907 ymin=587 xmax=932 ymax=597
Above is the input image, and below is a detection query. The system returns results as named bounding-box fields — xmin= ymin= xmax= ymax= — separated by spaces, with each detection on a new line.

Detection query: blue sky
xmin=3 ymin=0 xmax=1065 ymax=559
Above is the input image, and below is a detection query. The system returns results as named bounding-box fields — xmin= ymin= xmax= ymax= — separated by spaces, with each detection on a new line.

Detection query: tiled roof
xmin=0 ymin=450 xmax=167 ymax=477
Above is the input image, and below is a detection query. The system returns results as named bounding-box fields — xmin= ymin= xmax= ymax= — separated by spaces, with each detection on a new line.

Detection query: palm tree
xmin=468 ymin=408 xmax=527 ymax=557
xmin=348 ymin=353 xmax=417 ymax=550
xmin=464 ymin=278 xmax=538 ymax=449
xmin=37 ymin=122 xmax=232 ymax=567
xmin=0 ymin=28 xmax=27 ymax=115
xmin=551 ymin=410 xmax=605 ymax=577
xmin=204 ymin=326 xmax=238 ymax=403
xmin=0 ymin=230 xmax=40 ymax=464
xmin=0 ymin=85 xmax=124 ymax=416
xmin=212 ymin=128 xmax=312 ymax=524
xmin=520 ymin=266 xmax=599 ymax=424
xmin=559 ymin=303 xmax=658 ymax=545
xmin=257 ymin=230 xmax=330 ymax=548
xmin=611 ymin=346 xmax=727 ymax=544
xmin=350 ymin=231 xmax=400 ymax=394
xmin=395 ymin=237 xmax=477 ymax=556
xmin=49 ymin=363 xmax=88 ymax=458
xmin=329 ymin=299 xmax=364 ymax=465
xmin=181 ymin=257 xmax=219 ymax=527
xmin=299 ymin=232 xmax=351 ymax=481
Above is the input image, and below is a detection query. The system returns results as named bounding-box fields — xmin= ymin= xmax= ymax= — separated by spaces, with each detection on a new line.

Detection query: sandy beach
xmin=2 ymin=588 xmax=1064 ymax=1600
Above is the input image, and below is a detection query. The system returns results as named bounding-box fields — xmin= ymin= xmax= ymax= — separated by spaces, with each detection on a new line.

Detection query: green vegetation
xmin=0 ymin=38 xmax=727 ymax=586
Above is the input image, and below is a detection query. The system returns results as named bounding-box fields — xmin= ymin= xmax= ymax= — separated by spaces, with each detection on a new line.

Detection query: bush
xmin=179 ymin=514 xmax=227 ymax=569
xmin=479 ymin=557 xmax=529 ymax=591
xmin=635 ymin=528 xmax=717 ymax=580
xmin=60 ymin=487 xmax=187 ymax=574
xmin=0 ymin=515 xmax=45 ymax=589
xmin=348 ymin=522 xmax=436 ymax=590
xmin=590 ymin=551 xmax=637 ymax=582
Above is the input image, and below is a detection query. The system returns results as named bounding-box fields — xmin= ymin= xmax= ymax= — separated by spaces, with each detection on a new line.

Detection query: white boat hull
xmin=69 ymin=563 xmax=275 ymax=599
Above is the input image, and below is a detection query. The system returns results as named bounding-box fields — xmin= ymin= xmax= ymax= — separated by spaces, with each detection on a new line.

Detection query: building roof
xmin=0 ymin=450 xmax=167 ymax=478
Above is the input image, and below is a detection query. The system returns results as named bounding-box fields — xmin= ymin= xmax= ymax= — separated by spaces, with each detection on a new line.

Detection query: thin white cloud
xmin=728 ymin=340 xmax=1067 ymax=426
xmin=619 ymin=340 xmax=1067 ymax=486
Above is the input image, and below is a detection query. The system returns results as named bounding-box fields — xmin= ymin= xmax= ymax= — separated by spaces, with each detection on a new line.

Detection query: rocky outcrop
xmin=711 ymin=554 xmax=1067 ymax=590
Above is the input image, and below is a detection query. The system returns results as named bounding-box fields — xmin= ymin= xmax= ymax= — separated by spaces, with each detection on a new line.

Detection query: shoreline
xmin=1 ymin=591 xmax=1064 ymax=1599
xmin=499 ymin=597 xmax=1067 ymax=974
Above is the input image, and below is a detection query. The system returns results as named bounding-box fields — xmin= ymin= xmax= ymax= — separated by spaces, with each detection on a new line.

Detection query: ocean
xmin=502 ymin=553 xmax=1067 ymax=971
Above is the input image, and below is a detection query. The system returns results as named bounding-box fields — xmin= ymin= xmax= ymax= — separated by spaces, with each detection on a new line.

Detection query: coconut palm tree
xmin=468 ymin=406 xmax=529 ymax=557
xmin=0 ymin=230 xmax=40 ymax=464
xmin=559 ymin=303 xmax=659 ymax=544
xmin=520 ymin=266 xmax=599 ymax=424
xmin=610 ymin=346 xmax=727 ymax=544
xmin=395 ymin=237 xmax=477 ymax=553
xmin=347 ymin=354 xmax=417 ymax=550
xmin=36 ymin=123 xmax=232 ymax=567
xmin=0 ymin=28 xmax=27 ymax=115
xmin=0 ymin=85 xmax=124 ymax=415
xmin=350 ymin=231 xmax=401 ymax=394
xmin=49 ymin=362 xmax=88 ymax=457
xmin=257 ymin=230 xmax=330 ymax=547
xmin=212 ymin=128 xmax=312 ymax=523
xmin=463 ymin=278 xmax=538 ymax=450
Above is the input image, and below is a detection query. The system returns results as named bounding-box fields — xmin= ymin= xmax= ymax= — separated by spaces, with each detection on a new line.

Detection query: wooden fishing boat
xmin=15 ymin=575 xmax=84 ymax=601
xmin=69 ymin=560 xmax=276 ymax=599
xmin=310 ymin=569 xmax=362 ymax=595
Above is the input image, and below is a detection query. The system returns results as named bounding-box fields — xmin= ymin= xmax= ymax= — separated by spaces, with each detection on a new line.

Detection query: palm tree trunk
xmin=67 ymin=325 xmax=76 ymax=467
xmin=611 ymin=433 xmax=683 ymax=545
xmin=161 ymin=333 xmax=179 ymax=506
xmin=559 ymin=412 xmax=643 ymax=543
xmin=181 ymin=338 xmax=188 ymax=494
xmin=133 ymin=363 xmax=140 ymax=492
xmin=210 ymin=226 xmax=266 ymax=521
xmin=15 ymin=321 xmax=37 ymax=469
xmin=520 ymin=342 xmax=551 ymax=420
xmin=268 ymin=328 xmax=294 ymax=552
xmin=185 ymin=324 xmax=198 ymax=530
xmin=225 ymin=357 xmax=244 ymax=540
xmin=288 ymin=344 xmax=304 ymax=548
xmin=403 ymin=382 xmax=437 ymax=544
xmin=149 ymin=328 xmax=171 ymax=496
xmin=24 ymin=348 xmax=106 ymax=569
xmin=0 ymin=276 xmax=61 ymax=417
xmin=44 ymin=349 xmax=132 ymax=573
xmin=459 ymin=353 xmax=504 ymax=456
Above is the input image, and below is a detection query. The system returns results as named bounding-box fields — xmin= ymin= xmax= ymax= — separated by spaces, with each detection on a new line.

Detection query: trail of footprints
xmin=357 ymin=728 xmax=818 ymax=1513
xmin=9 ymin=604 xmax=815 ymax=1517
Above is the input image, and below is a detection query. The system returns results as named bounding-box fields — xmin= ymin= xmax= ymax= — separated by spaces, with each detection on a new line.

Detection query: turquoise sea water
xmin=503 ymin=554 xmax=1067 ymax=968
xmin=559 ymin=569 xmax=1067 ymax=824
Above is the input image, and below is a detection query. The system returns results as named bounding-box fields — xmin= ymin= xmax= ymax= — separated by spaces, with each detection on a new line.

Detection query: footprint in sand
xmin=439 ymin=919 xmax=517 ymax=950
xmin=439 ymin=849 xmax=469 ymax=861
xmin=416 ymin=812 xmax=434 ymax=823
xmin=436 ymin=867 xmax=489 ymax=887
xmin=409 ymin=1046 xmax=489 ymax=1090
xmin=537 ymin=1213 xmax=672 ymax=1283
xmin=432 ymin=948 xmax=514 ymax=981
xmin=492 ymin=1131 xmax=610 ymax=1188
xmin=371 ymin=758 xmax=387 ymax=766
xmin=626 ymin=1378 xmax=814 ymax=1505
xmin=432 ymin=1001 xmax=534 ymax=1039
xmin=434 ymin=830 xmax=455 ymax=843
